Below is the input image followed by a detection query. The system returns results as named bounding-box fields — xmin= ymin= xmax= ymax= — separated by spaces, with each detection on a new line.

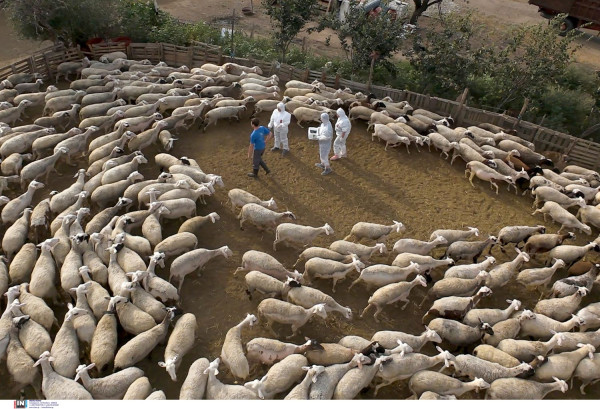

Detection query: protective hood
xmin=320 ymin=112 xmax=330 ymax=123
xmin=336 ymin=108 xmax=347 ymax=118
xmin=277 ymin=102 xmax=285 ymax=112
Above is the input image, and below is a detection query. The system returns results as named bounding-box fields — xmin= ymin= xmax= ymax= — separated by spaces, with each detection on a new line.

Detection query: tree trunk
xmin=367 ymin=54 xmax=376 ymax=91
xmin=410 ymin=0 xmax=443 ymax=24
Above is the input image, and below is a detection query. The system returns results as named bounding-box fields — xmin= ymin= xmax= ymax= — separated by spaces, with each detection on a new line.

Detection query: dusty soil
xmin=1 ymin=99 xmax=599 ymax=399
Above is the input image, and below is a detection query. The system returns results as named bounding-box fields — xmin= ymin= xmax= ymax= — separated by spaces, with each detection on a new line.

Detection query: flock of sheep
xmin=0 ymin=51 xmax=599 ymax=401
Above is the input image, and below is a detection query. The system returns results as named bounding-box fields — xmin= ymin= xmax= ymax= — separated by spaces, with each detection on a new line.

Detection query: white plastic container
xmin=308 ymin=127 xmax=320 ymax=140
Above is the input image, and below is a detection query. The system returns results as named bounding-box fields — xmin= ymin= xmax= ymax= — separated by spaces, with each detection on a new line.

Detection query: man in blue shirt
xmin=248 ymin=117 xmax=272 ymax=178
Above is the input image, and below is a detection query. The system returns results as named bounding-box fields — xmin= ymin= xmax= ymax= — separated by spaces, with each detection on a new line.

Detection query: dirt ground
xmin=1 ymin=100 xmax=599 ymax=399
xmin=1 ymin=0 xmax=600 ymax=401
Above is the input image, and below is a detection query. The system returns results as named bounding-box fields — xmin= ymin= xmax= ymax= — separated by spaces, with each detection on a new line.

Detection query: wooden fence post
xmin=453 ymin=88 xmax=469 ymax=126
xmin=28 ymin=57 xmax=35 ymax=75
xmin=335 ymin=74 xmax=340 ymax=89
xmin=187 ymin=47 xmax=194 ymax=68
xmin=513 ymin=98 xmax=529 ymax=130
xmin=302 ymin=69 xmax=309 ymax=82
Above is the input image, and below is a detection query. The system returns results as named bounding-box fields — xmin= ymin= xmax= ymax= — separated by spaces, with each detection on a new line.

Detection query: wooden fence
xmin=1 ymin=41 xmax=599 ymax=170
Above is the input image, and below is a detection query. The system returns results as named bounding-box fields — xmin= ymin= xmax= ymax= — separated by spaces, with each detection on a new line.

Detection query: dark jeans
xmin=253 ymin=148 xmax=269 ymax=172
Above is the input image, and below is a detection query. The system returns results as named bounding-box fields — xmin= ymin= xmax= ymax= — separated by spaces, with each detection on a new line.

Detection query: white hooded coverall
xmin=317 ymin=112 xmax=333 ymax=167
xmin=268 ymin=102 xmax=291 ymax=150
xmin=333 ymin=107 xmax=351 ymax=157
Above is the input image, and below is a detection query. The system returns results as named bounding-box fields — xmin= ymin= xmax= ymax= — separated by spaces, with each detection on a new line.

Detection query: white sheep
xmin=329 ymin=240 xmax=386 ymax=261
xmin=33 ymin=351 xmax=92 ymax=400
xmin=90 ymin=297 xmax=119 ymax=373
xmin=234 ymin=250 xmax=303 ymax=282
xmin=74 ymin=363 xmax=144 ymax=399
xmin=349 ymin=262 xmax=421 ymax=289
xmin=444 ymin=256 xmax=496 ymax=279
xmin=533 ymin=200 xmax=592 ymax=235
xmin=50 ymin=308 xmax=86 ymax=378
xmin=286 ymin=283 xmax=352 ymax=320
xmin=238 ymin=203 xmax=296 ymax=231
xmin=123 ymin=377 xmax=152 ymax=400
xmin=257 ymin=298 xmax=327 ymax=338
xmin=485 ymin=377 xmax=568 ymax=399
xmin=465 ymin=161 xmax=513 ymax=194
xmin=220 ymin=314 xmax=256 ymax=381
xmin=159 ymin=313 xmax=197 ymax=381
xmin=227 ymin=188 xmax=277 ymax=212
xmin=203 ymin=106 xmax=246 ymax=131
xmin=203 ymin=358 xmax=259 ymax=399
xmin=2 ymin=180 xmax=44 ymax=225
xmin=179 ymin=357 xmax=210 ymax=399
xmin=428 ymin=318 xmax=494 ymax=347
xmin=244 ymin=354 xmax=308 ymax=399
xmin=169 ymin=246 xmax=233 ymax=293
xmin=273 ymin=223 xmax=334 ymax=250
xmin=114 ymin=308 xmax=176 ymax=370
xmin=374 ymin=347 xmax=456 ymax=396
xmin=2 ymin=208 xmax=32 ymax=259
xmin=409 ymin=370 xmax=490 ymax=398
xmin=393 ymin=235 xmax=447 ymax=255
xmin=302 ymin=255 xmax=365 ymax=292
xmin=361 ymin=275 xmax=428 ymax=321
xmin=344 ymin=220 xmax=405 ymax=242
xmin=429 ymin=226 xmax=479 ymax=245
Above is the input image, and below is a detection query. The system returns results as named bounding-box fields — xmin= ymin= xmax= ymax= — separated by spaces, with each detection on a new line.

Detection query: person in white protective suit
xmin=315 ymin=112 xmax=333 ymax=176
xmin=331 ymin=107 xmax=351 ymax=161
xmin=268 ymin=102 xmax=291 ymax=156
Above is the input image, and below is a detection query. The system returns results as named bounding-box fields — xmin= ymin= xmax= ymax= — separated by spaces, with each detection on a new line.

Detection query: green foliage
xmin=3 ymin=0 xmax=118 ymax=45
xmin=261 ymin=0 xmax=319 ymax=62
xmin=409 ymin=11 xmax=490 ymax=95
xmin=527 ymin=86 xmax=595 ymax=134
xmin=316 ymin=1 xmax=407 ymax=85
xmin=485 ymin=16 xmax=583 ymax=110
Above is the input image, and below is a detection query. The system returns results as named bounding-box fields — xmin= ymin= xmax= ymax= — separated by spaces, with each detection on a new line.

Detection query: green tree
xmin=261 ymin=0 xmax=318 ymax=63
xmin=3 ymin=0 xmax=118 ymax=45
xmin=409 ymin=11 xmax=491 ymax=96
xmin=486 ymin=17 xmax=583 ymax=110
xmin=318 ymin=2 xmax=408 ymax=86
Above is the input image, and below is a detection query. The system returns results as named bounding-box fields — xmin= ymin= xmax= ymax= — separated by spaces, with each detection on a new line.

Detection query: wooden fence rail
xmin=1 ymin=41 xmax=599 ymax=170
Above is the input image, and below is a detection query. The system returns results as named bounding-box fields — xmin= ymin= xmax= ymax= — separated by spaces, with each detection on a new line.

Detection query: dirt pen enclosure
xmin=3 ymin=101 xmax=598 ymax=400
xmin=0 ymin=70 xmax=599 ymax=400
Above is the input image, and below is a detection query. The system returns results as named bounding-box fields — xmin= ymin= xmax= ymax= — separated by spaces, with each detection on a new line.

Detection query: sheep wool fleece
xmin=333 ymin=108 xmax=351 ymax=157
xmin=318 ymin=113 xmax=333 ymax=167
xmin=268 ymin=102 xmax=291 ymax=150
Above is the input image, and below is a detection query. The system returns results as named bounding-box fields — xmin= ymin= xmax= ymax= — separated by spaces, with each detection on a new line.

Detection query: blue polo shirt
xmin=250 ymin=126 xmax=269 ymax=150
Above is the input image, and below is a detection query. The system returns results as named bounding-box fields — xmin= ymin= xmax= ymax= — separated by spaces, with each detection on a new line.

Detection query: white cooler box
xmin=308 ymin=127 xmax=320 ymax=140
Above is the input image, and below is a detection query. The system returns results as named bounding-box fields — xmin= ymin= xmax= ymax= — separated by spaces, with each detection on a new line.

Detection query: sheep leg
xmin=360 ymin=303 xmax=374 ymax=319
xmin=177 ymin=276 xmax=186 ymax=294
xmin=233 ymin=267 xmax=248 ymax=277
xmin=348 ymin=277 xmax=361 ymax=290
xmin=400 ymin=298 xmax=411 ymax=310
xmin=418 ymin=293 xmax=430 ymax=308
xmin=405 ymin=145 xmax=410 ymax=154
xmin=372 ymin=305 xmax=383 ymax=322
xmin=493 ymin=181 xmax=500 ymax=194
